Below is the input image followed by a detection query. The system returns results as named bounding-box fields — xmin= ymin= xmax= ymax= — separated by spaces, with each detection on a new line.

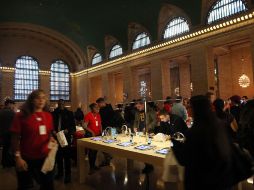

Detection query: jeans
xmin=16 ymin=158 xmax=54 ymax=190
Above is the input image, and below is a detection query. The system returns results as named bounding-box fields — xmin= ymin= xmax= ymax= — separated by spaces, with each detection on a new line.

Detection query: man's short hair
xmin=135 ymin=99 xmax=144 ymax=104
xmin=4 ymin=99 xmax=15 ymax=106
xmin=158 ymin=109 xmax=170 ymax=116
xmin=89 ymin=103 xmax=97 ymax=110
xmin=96 ymin=97 xmax=105 ymax=104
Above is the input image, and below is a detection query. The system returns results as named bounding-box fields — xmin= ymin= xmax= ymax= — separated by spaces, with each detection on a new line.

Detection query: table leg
xmin=127 ymin=159 xmax=134 ymax=171
xmin=77 ymin=142 xmax=87 ymax=183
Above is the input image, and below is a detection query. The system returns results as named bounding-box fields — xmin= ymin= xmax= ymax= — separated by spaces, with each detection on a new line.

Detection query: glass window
xmin=50 ymin=60 xmax=70 ymax=101
xmin=14 ymin=56 xmax=39 ymax=100
xmin=109 ymin=44 xmax=123 ymax=59
xmin=207 ymin=0 xmax=247 ymax=24
xmin=163 ymin=17 xmax=190 ymax=39
xmin=132 ymin=32 xmax=151 ymax=50
xmin=92 ymin=53 xmax=102 ymax=65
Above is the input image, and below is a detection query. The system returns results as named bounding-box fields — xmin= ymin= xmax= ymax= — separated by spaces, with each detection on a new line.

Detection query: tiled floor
xmin=0 ymin=151 xmax=253 ymax=190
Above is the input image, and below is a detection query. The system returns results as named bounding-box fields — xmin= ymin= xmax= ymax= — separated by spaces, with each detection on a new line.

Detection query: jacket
xmin=133 ymin=107 xmax=157 ymax=133
xmin=52 ymin=108 xmax=76 ymax=143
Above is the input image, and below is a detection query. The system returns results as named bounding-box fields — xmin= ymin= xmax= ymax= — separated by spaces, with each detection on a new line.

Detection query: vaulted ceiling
xmin=0 ymin=0 xmax=202 ymax=52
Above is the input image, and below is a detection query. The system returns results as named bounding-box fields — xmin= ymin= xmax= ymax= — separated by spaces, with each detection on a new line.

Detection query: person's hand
xmin=15 ymin=157 xmax=28 ymax=172
xmin=134 ymin=128 xmax=138 ymax=133
xmin=49 ymin=137 xmax=57 ymax=144
xmin=92 ymin=132 xmax=96 ymax=137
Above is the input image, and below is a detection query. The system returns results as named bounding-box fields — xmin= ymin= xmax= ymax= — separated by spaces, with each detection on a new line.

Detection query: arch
xmin=207 ymin=0 xmax=248 ymax=24
xmin=163 ymin=17 xmax=190 ymax=39
xmin=158 ymin=4 xmax=192 ymax=40
xmin=92 ymin=53 xmax=103 ymax=65
xmin=14 ymin=55 xmax=39 ymax=100
xmin=132 ymin=32 xmax=151 ymax=50
xmin=50 ymin=59 xmax=70 ymax=101
xmin=128 ymin=22 xmax=151 ymax=51
xmin=109 ymin=44 xmax=123 ymax=59
xmin=0 ymin=22 xmax=86 ymax=71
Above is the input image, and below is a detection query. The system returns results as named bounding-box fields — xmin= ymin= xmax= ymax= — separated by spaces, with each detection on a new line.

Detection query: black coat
xmin=99 ymin=104 xmax=115 ymax=130
xmin=52 ymin=108 xmax=76 ymax=143
xmin=172 ymin=121 xmax=232 ymax=190
xmin=158 ymin=114 xmax=188 ymax=136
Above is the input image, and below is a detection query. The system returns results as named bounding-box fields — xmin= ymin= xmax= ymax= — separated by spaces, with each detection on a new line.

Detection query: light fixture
xmin=174 ymin=87 xmax=180 ymax=96
xmin=238 ymin=57 xmax=250 ymax=88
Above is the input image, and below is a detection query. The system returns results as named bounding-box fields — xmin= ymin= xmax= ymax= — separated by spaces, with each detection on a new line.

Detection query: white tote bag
xmin=56 ymin=130 xmax=68 ymax=148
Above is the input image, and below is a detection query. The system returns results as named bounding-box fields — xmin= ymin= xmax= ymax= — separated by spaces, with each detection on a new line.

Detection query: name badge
xmin=39 ymin=125 xmax=47 ymax=135
xmin=95 ymin=121 xmax=99 ymax=127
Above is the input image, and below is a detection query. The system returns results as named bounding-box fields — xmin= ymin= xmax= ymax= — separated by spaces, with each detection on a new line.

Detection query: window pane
xmin=163 ymin=17 xmax=190 ymax=39
xmin=14 ymin=56 xmax=39 ymax=100
xmin=132 ymin=32 xmax=151 ymax=50
xmin=50 ymin=60 xmax=70 ymax=101
xmin=109 ymin=44 xmax=123 ymax=59
xmin=207 ymin=0 xmax=247 ymax=24
xmin=92 ymin=53 xmax=102 ymax=65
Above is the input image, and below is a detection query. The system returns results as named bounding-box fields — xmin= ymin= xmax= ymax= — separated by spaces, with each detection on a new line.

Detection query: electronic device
xmin=155 ymin=148 xmax=170 ymax=155
xmin=91 ymin=137 xmax=102 ymax=141
xmin=117 ymin=142 xmax=134 ymax=147
xmin=103 ymin=139 xmax=117 ymax=144
xmin=134 ymin=144 xmax=155 ymax=150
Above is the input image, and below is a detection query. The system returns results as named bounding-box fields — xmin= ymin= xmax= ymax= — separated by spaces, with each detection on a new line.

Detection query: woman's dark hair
xmin=20 ymin=89 xmax=49 ymax=117
xmin=190 ymin=95 xmax=213 ymax=123
xmin=213 ymin=98 xmax=226 ymax=119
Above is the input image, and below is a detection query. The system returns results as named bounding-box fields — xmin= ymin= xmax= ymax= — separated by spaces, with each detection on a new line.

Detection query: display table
xmin=77 ymin=135 xmax=170 ymax=183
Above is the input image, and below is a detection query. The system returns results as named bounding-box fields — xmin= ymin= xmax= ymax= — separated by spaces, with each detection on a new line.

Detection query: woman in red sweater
xmin=11 ymin=90 xmax=56 ymax=190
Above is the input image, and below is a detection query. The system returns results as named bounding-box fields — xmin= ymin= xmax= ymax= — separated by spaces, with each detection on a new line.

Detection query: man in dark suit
xmin=158 ymin=109 xmax=188 ymax=137
xmin=52 ymin=99 xmax=76 ymax=183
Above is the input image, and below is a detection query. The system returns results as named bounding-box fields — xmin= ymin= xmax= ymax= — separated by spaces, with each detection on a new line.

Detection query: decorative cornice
xmin=1 ymin=12 xmax=254 ymax=78
xmin=73 ymin=11 xmax=254 ymax=77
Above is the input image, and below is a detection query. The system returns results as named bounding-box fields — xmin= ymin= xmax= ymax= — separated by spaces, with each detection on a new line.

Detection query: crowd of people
xmin=0 ymin=89 xmax=253 ymax=190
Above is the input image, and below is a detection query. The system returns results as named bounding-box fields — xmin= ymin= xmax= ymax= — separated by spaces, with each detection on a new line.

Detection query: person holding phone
xmin=10 ymin=89 xmax=56 ymax=190
xmin=83 ymin=103 xmax=102 ymax=174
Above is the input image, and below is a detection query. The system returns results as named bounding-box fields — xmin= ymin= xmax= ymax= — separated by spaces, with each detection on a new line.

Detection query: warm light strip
xmin=72 ymin=11 xmax=254 ymax=77
xmin=0 ymin=67 xmax=51 ymax=76
xmin=1 ymin=12 xmax=254 ymax=78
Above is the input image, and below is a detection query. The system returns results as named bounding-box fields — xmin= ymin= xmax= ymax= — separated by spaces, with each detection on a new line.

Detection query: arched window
xmin=163 ymin=17 xmax=190 ymax=39
xmin=132 ymin=32 xmax=151 ymax=50
xmin=92 ymin=53 xmax=102 ymax=65
xmin=50 ymin=60 xmax=70 ymax=101
xmin=207 ymin=0 xmax=247 ymax=24
xmin=109 ymin=44 xmax=123 ymax=59
xmin=14 ymin=56 xmax=39 ymax=100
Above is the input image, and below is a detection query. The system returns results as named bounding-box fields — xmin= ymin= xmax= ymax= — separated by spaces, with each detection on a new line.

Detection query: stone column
xmin=190 ymin=46 xmax=215 ymax=96
xmin=122 ymin=66 xmax=135 ymax=101
xmin=150 ymin=59 xmax=171 ymax=100
xmin=179 ymin=61 xmax=191 ymax=98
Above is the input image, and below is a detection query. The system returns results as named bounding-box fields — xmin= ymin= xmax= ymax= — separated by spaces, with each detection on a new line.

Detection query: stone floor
xmin=0 ymin=150 xmax=253 ymax=190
